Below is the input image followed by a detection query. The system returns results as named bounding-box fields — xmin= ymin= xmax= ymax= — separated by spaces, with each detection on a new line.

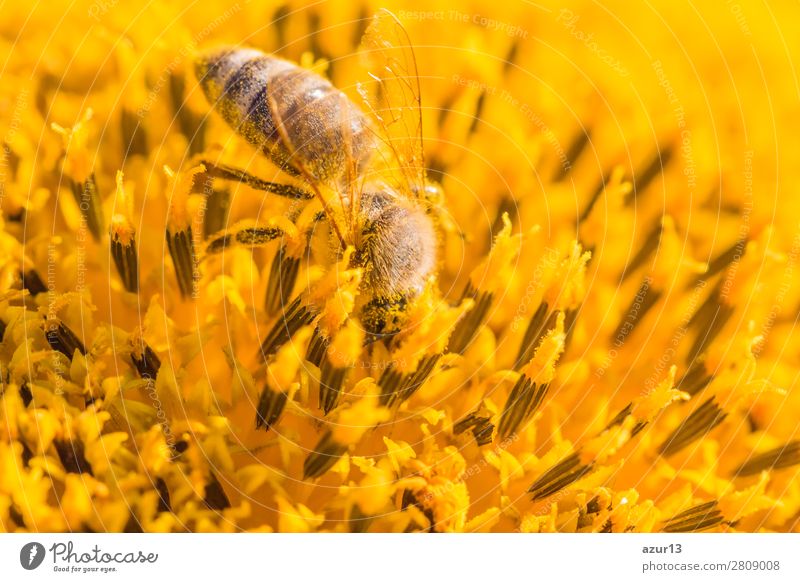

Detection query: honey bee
xmin=194 ymin=10 xmax=440 ymax=345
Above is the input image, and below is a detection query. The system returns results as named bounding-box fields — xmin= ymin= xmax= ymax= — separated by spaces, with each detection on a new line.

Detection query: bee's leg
xmin=207 ymin=211 xmax=325 ymax=308
xmin=204 ymin=220 xmax=289 ymax=254
xmin=196 ymin=159 xmax=314 ymax=200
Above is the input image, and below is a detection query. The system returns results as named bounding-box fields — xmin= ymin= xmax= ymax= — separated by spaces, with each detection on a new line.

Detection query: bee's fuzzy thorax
xmin=353 ymin=190 xmax=437 ymax=299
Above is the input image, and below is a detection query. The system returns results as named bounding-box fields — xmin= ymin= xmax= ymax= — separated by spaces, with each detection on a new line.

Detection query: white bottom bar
xmin=1 ymin=533 xmax=797 ymax=581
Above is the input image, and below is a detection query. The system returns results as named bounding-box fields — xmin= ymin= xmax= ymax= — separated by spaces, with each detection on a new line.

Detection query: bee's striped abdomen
xmin=195 ymin=47 xmax=375 ymax=183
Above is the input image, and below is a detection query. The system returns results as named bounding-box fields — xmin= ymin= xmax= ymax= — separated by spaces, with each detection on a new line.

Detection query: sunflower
xmin=0 ymin=0 xmax=798 ymax=533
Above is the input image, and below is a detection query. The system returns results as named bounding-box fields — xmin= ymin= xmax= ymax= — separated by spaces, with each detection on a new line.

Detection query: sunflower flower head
xmin=0 ymin=0 xmax=799 ymax=535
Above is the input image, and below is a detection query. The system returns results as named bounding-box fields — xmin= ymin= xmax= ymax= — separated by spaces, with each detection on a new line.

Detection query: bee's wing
xmin=265 ymin=79 xmax=350 ymax=249
xmin=357 ymin=9 xmax=425 ymax=199
xmin=263 ymin=63 xmax=376 ymax=243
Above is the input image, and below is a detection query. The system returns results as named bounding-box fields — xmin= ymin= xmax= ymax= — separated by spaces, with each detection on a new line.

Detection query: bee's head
xmin=358 ymin=294 xmax=410 ymax=345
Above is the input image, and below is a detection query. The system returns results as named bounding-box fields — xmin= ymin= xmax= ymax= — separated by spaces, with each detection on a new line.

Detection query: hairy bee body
xmin=353 ymin=189 xmax=437 ymax=297
xmin=195 ymin=47 xmax=438 ymax=337
xmin=196 ymin=48 xmax=375 ymax=183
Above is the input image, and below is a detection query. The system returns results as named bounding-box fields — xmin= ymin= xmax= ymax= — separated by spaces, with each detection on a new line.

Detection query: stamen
xmin=70 ymin=174 xmax=104 ymax=240
xmin=490 ymin=196 xmax=517 ymax=239
xmin=497 ymin=376 xmax=549 ymax=439
xmin=22 ymin=269 xmax=47 ymax=296
xmin=305 ymin=327 xmax=329 ymax=367
xmin=379 ymin=353 xmax=441 ymax=407
xmin=687 ymin=237 xmax=746 ymax=289
xmin=528 ymin=452 xmax=594 ymax=500
xmin=110 ymin=223 xmax=138 ymax=293
xmin=169 ymin=72 xmax=207 ymax=157
xmin=259 ymin=296 xmax=316 ymax=360
xmin=2 ymin=142 xmax=20 ymax=177
xmin=120 ymin=108 xmax=148 ymax=157
xmin=19 ymin=382 xmax=33 ymax=407
xmin=621 ymin=220 xmax=661 ymax=280
xmin=453 ymin=411 xmax=494 ymax=446
xmin=52 ymin=110 xmax=104 ymax=240
xmin=579 ymin=170 xmax=611 ymax=222
xmin=255 ymin=386 xmax=288 ymax=432
xmin=658 ymin=397 xmax=727 ymax=456
xmin=503 ymin=312 xmax=565 ymax=438
xmin=348 ymin=505 xmax=371 ymax=533
xmin=687 ymin=298 xmax=734 ymax=364
xmin=44 ymin=318 xmax=86 ymax=359
xmin=166 ymin=226 xmax=196 ymax=298
xmin=202 ymin=187 xmax=231 ymax=239
xmin=54 ymin=439 xmax=93 ymax=475
xmin=735 ymin=440 xmax=800 ymax=477
xmin=503 ymin=40 xmax=519 ymax=72
xmin=164 ymin=164 xmax=204 ymax=298
xmin=303 ymin=430 xmax=348 ymax=479
xmin=606 ymin=403 xmax=631 ymax=427
xmin=110 ymin=170 xmax=138 ymax=293
xmin=319 ymin=357 xmax=348 ymax=414
xmin=400 ymin=489 xmax=436 ymax=532
xmin=563 ymin=307 xmax=579 ymax=348
xmin=605 ymin=402 xmax=648 ymax=437
xmin=130 ymin=341 xmax=161 ymax=381
xmin=447 ymin=281 xmax=493 ymax=354
xmin=662 ymin=500 xmax=724 ymax=532
xmin=610 ymin=278 xmax=661 ymax=343
xmin=552 ymin=127 xmax=591 ymax=182
xmin=155 ymin=477 xmax=171 ymax=513
xmin=675 ymin=362 xmax=713 ymax=397
xmin=123 ymin=515 xmax=144 ymax=533
xmin=624 ymin=145 xmax=674 ymax=205
xmin=203 ymin=471 xmax=231 ymax=510
xmin=513 ymin=302 xmax=550 ymax=370
xmin=578 ymin=495 xmax=607 ymax=529
xmin=171 ymin=440 xmax=189 ymax=459
xmin=467 ymin=90 xmax=487 ymax=135
xmin=265 ymin=245 xmax=300 ymax=315
xmin=262 ymin=3 xmax=293 ymax=45
xmin=6 ymin=208 xmax=23 ymax=223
